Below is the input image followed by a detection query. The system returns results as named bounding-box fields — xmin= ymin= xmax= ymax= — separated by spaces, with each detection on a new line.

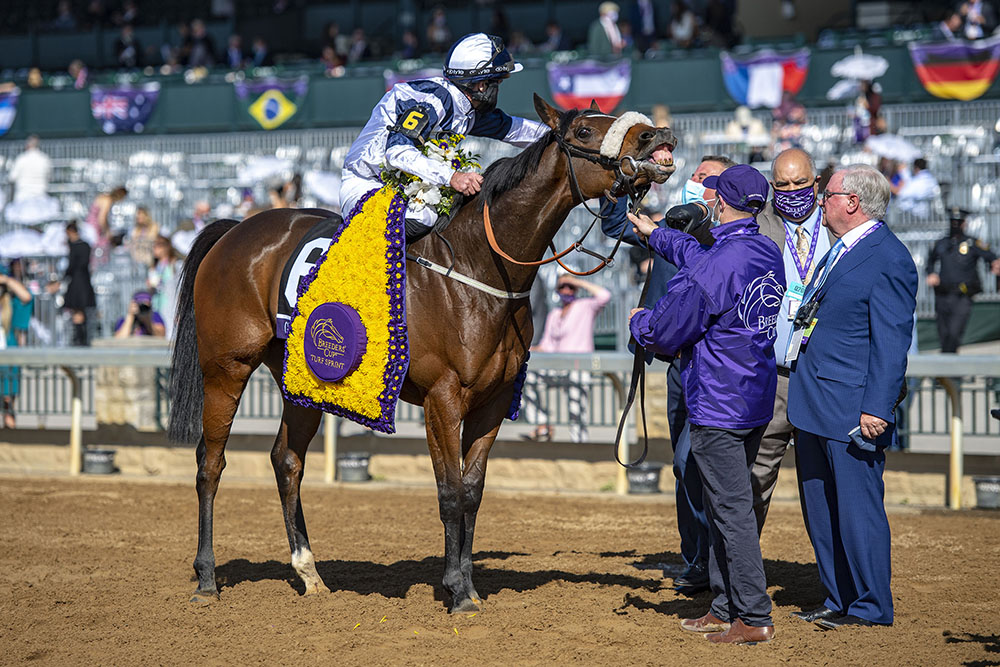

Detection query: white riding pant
xmin=339 ymin=171 xmax=438 ymax=228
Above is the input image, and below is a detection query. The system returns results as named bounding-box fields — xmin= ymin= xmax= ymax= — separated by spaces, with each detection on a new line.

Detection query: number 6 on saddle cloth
xmin=389 ymin=103 xmax=432 ymax=144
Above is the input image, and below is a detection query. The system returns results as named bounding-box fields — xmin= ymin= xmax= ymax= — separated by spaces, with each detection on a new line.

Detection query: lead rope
xmin=613 ymin=243 xmax=654 ymax=468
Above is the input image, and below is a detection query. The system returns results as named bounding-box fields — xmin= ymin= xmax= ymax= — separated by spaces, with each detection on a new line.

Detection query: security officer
xmin=926 ymin=208 xmax=1000 ymax=353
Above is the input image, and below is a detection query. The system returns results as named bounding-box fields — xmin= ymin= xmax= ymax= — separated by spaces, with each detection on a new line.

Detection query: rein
xmin=483 ymin=123 xmax=651 ymax=277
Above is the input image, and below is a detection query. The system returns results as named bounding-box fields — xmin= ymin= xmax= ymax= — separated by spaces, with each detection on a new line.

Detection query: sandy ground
xmin=1 ymin=475 xmax=998 ymax=666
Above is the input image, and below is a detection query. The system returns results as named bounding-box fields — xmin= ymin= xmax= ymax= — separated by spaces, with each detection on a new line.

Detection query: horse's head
xmin=533 ymin=94 xmax=678 ymax=200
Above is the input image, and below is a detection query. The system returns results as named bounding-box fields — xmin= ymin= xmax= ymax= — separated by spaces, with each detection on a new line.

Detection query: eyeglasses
xmin=820 ymin=190 xmax=854 ymax=202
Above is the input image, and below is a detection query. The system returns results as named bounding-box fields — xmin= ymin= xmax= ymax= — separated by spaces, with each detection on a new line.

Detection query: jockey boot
xmin=404 ymin=218 xmax=434 ymax=245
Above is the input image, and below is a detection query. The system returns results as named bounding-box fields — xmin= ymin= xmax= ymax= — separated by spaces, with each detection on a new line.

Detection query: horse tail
xmin=168 ymin=219 xmax=240 ymax=443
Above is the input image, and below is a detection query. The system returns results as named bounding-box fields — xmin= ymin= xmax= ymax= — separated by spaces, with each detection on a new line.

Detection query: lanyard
xmin=782 ymin=211 xmax=820 ymax=283
xmin=801 ymin=221 xmax=883 ymax=306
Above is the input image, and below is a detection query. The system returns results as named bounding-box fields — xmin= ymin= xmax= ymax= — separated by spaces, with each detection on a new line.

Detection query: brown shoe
xmin=705 ymin=619 xmax=774 ymax=645
xmin=680 ymin=612 xmax=731 ymax=633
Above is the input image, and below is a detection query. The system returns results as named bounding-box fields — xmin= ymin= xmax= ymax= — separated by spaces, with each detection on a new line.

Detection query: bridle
xmin=483 ymin=110 xmax=671 ymax=276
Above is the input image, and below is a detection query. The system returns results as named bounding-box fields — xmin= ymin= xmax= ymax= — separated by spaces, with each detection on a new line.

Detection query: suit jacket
xmin=755 ymin=201 xmax=836 ymax=253
xmin=787 ymin=224 xmax=917 ymax=443
xmin=587 ymin=20 xmax=616 ymax=56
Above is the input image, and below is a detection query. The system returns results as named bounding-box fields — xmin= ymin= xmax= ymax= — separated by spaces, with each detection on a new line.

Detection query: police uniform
xmin=340 ymin=34 xmax=547 ymax=234
xmin=927 ymin=210 xmax=998 ymax=353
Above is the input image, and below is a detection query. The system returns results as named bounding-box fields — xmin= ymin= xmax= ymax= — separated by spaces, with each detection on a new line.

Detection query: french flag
xmin=721 ymin=48 xmax=809 ymax=109
xmin=547 ymin=60 xmax=632 ymax=113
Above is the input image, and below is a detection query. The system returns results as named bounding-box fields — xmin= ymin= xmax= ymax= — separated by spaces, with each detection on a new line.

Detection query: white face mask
xmin=681 ymin=179 xmax=706 ymax=205
xmin=710 ymin=200 xmax=723 ymax=227
xmin=605 ymin=10 xmax=619 ymax=22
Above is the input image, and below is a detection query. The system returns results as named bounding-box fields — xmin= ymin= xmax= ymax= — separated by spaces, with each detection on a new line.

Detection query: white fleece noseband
xmin=599 ymin=112 xmax=653 ymax=158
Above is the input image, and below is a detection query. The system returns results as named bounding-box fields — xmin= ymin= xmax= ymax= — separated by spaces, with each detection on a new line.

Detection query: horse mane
xmin=479 ymin=109 xmax=583 ymax=207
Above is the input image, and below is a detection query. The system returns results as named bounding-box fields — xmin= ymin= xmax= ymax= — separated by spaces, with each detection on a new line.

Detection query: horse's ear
xmin=533 ymin=93 xmax=561 ymax=130
xmin=589 ymin=99 xmax=600 ymax=111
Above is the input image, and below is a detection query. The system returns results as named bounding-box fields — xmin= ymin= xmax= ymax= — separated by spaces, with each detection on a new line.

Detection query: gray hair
xmin=840 ymin=164 xmax=890 ymax=220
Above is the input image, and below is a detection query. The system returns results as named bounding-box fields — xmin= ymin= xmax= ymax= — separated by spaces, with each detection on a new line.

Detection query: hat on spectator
xmin=133 ymin=290 xmax=153 ymax=304
xmin=708 ymin=165 xmax=769 ymax=214
xmin=948 ymin=207 xmax=969 ymax=221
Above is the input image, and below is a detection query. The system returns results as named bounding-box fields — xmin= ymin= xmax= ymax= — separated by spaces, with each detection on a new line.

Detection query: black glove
xmin=664 ymin=203 xmax=715 ymax=247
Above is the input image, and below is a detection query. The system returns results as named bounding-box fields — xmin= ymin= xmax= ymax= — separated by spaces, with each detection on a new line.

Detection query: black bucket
xmin=627 ymin=462 xmax=665 ymax=494
xmin=82 ymin=448 xmax=117 ymax=475
xmin=973 ymin=476 xmax=1000 ymax=510
xmin=337 ymin=452 xmax=371 ymax=482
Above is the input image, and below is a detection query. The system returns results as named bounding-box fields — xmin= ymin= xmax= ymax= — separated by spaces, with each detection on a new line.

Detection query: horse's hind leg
xmin=191 ymin=363 xmax=253 ymax=602
xmin=269 ymin=397 xmax=325 ymax=595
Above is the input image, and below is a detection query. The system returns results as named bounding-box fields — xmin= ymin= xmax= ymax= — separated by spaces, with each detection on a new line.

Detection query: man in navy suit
xmin=786 ymin=164 xmax=917 ymax=630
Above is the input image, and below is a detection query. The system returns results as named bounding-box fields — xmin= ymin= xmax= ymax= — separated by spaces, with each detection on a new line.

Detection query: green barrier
xmin=7 ymin=44 xmax=1000 ymax=140
xmin=917 ymin=302 xmax=1000 ymax=352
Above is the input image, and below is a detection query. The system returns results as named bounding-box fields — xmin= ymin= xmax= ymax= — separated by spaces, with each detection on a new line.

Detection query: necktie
xmin=795 ymin=226 xmax=812 ymax=282
xmin=803 ymin=238 xmax=844 ymax=303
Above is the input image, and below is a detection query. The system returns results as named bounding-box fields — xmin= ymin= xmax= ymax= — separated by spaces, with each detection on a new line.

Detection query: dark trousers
xmin=666 ymin=363 xmax=709 ymax=568
xmin=795 ymin=430 xmax=893 ymax=625
xmin=935 ymin=291 xmax=973 ymax=353
xmin=689 ymin=424 xmax=772 ymax=627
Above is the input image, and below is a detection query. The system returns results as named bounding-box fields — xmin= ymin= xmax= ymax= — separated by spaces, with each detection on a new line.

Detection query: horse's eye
xmin=575 ymin=126 xmax=592 ymax=140
xmin=639 ymin=131 xmax=654 ymax=142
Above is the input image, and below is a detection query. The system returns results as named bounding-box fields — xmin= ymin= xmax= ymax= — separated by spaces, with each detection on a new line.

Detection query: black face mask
xmin=466 ymin=80 xmax=500 ymax=114
xmin=950 ymin=221 xmax=964 ymax=238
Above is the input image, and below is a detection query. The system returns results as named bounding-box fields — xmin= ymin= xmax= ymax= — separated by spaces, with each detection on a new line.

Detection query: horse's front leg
xmin=458 ymin=396 xmax=511 ymax=606
xmin=422 ymin=381 xmax=477 ymax=613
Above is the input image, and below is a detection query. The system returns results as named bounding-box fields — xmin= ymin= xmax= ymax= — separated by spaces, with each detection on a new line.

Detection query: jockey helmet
xmin=443 ymin=33 xmax=523 ymax=84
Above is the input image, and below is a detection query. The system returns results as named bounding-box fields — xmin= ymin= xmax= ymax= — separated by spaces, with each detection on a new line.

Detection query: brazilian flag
xmin=235 ymin=76 xmax=309 ymax=130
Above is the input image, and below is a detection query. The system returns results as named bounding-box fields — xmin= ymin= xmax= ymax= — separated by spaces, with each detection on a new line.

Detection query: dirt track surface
xmin=1 ymin=476 xmax=998 ymax=666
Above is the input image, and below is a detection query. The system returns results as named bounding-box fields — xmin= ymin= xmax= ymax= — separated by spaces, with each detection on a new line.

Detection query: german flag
xmin=909 ymin=37 xmax=1000 ymax=101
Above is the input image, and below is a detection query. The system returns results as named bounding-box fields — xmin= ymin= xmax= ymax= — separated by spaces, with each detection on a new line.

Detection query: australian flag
xmin=90 ymin=83 xmax=160 ymax=134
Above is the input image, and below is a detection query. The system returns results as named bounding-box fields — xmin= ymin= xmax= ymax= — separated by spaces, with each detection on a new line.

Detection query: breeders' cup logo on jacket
xmin=737 ymin=272 xmax=784 ymax=339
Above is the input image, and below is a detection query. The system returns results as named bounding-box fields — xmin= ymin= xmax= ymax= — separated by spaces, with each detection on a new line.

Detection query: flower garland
xmin=380 ymin=133 xmax=481 ymax=217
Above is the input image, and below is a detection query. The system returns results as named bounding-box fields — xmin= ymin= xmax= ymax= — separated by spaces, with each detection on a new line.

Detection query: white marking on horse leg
xmin=292 ymin=547 xmax=329 ymax=595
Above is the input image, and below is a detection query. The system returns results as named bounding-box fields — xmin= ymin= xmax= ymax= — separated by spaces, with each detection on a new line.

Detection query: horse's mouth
xmin=636 ymin=142 xmax=676 ymax=182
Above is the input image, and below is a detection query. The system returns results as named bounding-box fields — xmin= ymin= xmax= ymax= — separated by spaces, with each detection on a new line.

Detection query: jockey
xmin=340 ymin=33 xmax=549 ymax=241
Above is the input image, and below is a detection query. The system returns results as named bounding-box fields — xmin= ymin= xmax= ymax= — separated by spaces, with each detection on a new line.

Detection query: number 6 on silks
xmin=390 ymin=104 xmax=431 ymax=144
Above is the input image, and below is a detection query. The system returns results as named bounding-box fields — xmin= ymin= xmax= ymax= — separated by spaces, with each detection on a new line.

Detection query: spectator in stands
xmin=171 ymin=219 xmax=198 ymax=257
xmin=936 ymin=10 xmax=964 ymax=40
xmin=225 ymin=35 xmax=245 ymax=69
xmin=84 ymin=0 xmax=109 ymax=29
xmin=324 ymin=22 xmax=350 ymax=59
xmin=50 ymin=0 xmax=78 ymax=31
xmin=507 ymin=31 xmax=533 ymax=55
xmin=630 ymin=0 xmax=658 ymax=53
xmin=118 ymin=0 xmax=139 ymax=26
xmin=162 ymin=22 xmax=191 ymax=69
xmin=892 ymin=158 xmax=940 ymax=218
xmin=347 ymin=28 xmax=370 ymax=64
xmin=6 ymin=135 xmax=60 ymax=226
xmin=669 ymin=1 xmax=697 ymax=49
xmin=188 ymin=19 xmax=217 ymax=68
xmin=148 ymin=235 xmax=183 ymax=338
xmin=588 ymin=2 xmax=624 ymax=56
xmin=321 ymin=45 xmax=346 ymax=75
xmin=961 ymin=0 xmax=996 ymax=39
xmin=128 ymin=206 xmax=160 ymax=267
xmin=705 ymin=0 xmax=739 ymax=48
xmin=539 ymin=21 xmax=571 ymax=52
xmin=26 ymin=68 xmax=43 ymax=89
xmin=522 ymin=275 xmax=611 ymax=443
xmin=490 ymin=8 xmax=511 ymax=44
xmin=115 ymin=24 xmax=143 ymax=69
xmin=927 ymin=208 xmax=1000 ymax=353
xmin=192 ymin=200 xmax=211 ymax=231
xmin=397 ymin=30 xmax=420 ymax=60
xmin=68 ymin=60 xmax=89 ymax=89
xmin=426 ymin=7 xmax=452 ymax=53
xmin=619 ymin=20 xmax=635 ymax=52
xmin=50 ymin=222 xmax=95 ymax=347
xmin=114 ymin=291 xmax=166 ymax=339
xmin=85 ymin=186 xmax=127 ymax=265
xmin=1 ymin=262 xmax=33 ymax=429
xmin=772 ymin=92 xmax=807 ymax=153
xmin=250 ymin=37 xmax=273 ymax=67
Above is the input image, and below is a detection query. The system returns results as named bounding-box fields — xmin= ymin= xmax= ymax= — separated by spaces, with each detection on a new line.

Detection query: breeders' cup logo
xmin=738 ymin=271 xmax=784 ymax=339
xmin=309 ymin=318 xmax=346 ymax=359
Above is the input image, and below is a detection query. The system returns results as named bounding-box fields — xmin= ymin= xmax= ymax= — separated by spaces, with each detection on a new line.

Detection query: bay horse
xmin=168 ymin=95 xmax=677 ymax=612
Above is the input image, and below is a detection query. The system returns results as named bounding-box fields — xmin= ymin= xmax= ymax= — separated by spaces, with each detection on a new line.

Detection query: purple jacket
xmin=629 ymin=219 xmax=785 ymax=428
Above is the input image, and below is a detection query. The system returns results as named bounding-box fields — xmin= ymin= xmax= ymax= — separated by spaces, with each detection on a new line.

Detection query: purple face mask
xmin=558 ymin=292 xmax=577 ymax=305
xmin=773 ymin=185 xmax=816 ymax=220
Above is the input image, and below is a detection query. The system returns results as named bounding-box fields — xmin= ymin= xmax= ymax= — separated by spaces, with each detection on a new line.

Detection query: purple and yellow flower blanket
xmin=282 ymin=187 xmax=408 ymax=433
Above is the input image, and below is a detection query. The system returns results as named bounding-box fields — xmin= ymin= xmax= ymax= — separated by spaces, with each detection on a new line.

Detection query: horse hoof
xmin=189 ymin=589 xmax=219 ymax=603
xmin=450 ymin=598 xmax=481 ymax=614
xmin=302 ymin=581 xmax=330 ymax=596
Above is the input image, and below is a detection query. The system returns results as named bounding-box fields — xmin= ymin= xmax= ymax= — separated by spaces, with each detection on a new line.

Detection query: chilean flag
xmin=547 ymin=60 xmax=632 ymax=113
xmin=721 ymin=48 xmax=809 ymax=109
